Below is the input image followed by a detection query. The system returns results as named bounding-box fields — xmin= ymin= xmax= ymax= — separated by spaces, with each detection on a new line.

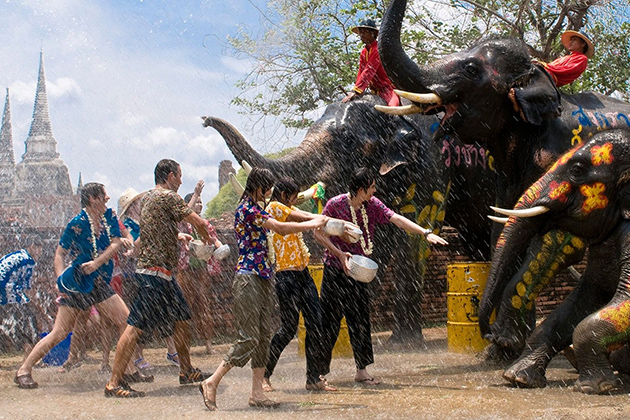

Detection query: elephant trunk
xmin=379 ymin=0 xmax=435 ymax=94
xmin=202 ymin=116 xmax=330 ymax=187
xmin=479 ymin=177 xmax=552 ymax=336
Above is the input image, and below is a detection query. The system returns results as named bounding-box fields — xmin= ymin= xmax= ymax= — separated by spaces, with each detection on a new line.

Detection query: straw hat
xmin=118 ymin=188 xmax=144 ymax=217
xmin=561 ymin=30 xmax=594 ymax=58
xmin=352 ymin=19 xmax=378 ymax=35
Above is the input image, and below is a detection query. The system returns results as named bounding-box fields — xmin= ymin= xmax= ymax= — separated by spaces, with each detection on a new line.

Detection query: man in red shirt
xmin=342 ymin=19 xmax=400 ymax=106
xmin=541 ymin=30 xmax=594 ymax=87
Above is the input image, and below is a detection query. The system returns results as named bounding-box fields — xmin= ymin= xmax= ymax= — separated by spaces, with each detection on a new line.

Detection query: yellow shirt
xmin=266 ymin=201 xmax=309 ymax=271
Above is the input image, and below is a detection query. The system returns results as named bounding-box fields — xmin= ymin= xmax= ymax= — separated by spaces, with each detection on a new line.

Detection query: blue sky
xmin=0 ymin=0 xmax=282 ymax=207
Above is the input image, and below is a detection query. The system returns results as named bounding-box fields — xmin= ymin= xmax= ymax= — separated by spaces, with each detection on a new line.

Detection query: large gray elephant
xmin=378 ymin=0 xmax=630 ymax=370
xmin=490 ymin=129 xmax=630 ymax=394
xmin=203 ymin=95 xmax=495 ymax=342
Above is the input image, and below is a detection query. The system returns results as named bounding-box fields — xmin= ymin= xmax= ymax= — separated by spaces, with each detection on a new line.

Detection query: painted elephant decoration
xmin=490 ymin=129 xmax=630 ymax=393
xmin=378 ymin=0 xmax=630 ymax=372
xmin=202 ymin=95 xmax=495 ymax=342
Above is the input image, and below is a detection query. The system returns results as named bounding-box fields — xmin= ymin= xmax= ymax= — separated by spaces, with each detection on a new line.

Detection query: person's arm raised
xmin=389 ymin=213 xmax=449 ymax=246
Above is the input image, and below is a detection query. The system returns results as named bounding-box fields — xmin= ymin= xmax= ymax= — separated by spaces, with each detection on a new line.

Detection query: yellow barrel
xmin=297 ymin=264 xmax=353 ymax=358
xmin=446 ymin=262 xmax=492 ymax=353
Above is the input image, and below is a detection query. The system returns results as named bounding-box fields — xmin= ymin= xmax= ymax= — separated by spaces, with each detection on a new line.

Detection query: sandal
xmin=104 ymin=382 xmax=145 ymax=398
xmin=14 ymin=372 xmax=38 ymax=389
xmin=166 ymin=352 xmax=180 ymax=366
xmin=199 ymin=383 xmax=217 ymax=411
xmin=248 ymin=397 xmax=280 ymax=408
xmin=179 ymin=367 xmax=211 ymax=384
xmin=134 ymin=357 xmax=152 ymax=370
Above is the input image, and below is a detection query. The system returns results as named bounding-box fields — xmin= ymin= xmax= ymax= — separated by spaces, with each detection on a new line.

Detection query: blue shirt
xmin=59 ymin=208 xmax=122 ymax=283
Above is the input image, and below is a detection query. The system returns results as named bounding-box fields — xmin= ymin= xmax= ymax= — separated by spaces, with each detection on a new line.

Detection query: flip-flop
xmin=355 ymin=377 xmax=380 ymax=385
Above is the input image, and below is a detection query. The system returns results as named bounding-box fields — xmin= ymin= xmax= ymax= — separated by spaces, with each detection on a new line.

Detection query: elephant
xmin=378 ymin=0 xmax=630 ymax=369
xmin=202 ymin=95 xmax=495 ymax=343
xmin=490 ymin=129 xmax=630 ymax=393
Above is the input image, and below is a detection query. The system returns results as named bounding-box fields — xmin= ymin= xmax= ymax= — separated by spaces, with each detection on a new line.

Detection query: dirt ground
xmin=2 ymin=327 xmax=630 ymax=420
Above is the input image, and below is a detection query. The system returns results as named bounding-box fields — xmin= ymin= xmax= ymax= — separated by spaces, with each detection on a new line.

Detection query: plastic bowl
xmin=213 ymin=244 xmax=231 ymax=261
xmin=190 ymin=240 xmax=215 ymax=260
xmin=348 ymin=255 xmax=378 ymax=283
xmin=324 ymin=219 xmax=345 ymax=236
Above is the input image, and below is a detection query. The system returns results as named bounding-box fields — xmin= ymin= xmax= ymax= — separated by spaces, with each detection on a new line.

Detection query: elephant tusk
xmin=490 ymin=205 xmax=550 ymax=218
xmin=375 ymin=104 xmax=424 ymax=115
xmin=229 ymin=173 xmax=245 ymax=196
xmin=487 ymin=215 xmax=508 ymax=224
xmin=394 ymin=90 xmax=442 ymax=104
xmin=241 ymin=160 xmax=253 ymax=175
xmin=567 ymin=266 xmax=582 ymax=281
xmin=296 ymin=182 xmax=326 ymax=204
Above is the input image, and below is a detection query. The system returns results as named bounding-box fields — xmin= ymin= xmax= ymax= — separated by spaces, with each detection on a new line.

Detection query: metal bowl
xmin=348 ymin=255 xmax=378 ymax=283
xmin=324 ymin=219 xmax=345 ymax=236
xmin=346 ymin=225 xmax=363 ymax=243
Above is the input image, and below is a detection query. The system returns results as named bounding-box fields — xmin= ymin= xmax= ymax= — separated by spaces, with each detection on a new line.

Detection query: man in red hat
xmin=540 ymin=30 xmax=594 ymax=87
xmin=342 ymin=19 xmax=400 ymax=106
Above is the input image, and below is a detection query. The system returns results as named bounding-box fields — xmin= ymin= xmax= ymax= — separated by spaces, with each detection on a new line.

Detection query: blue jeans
xmin=264 ymin=268 xmax=324 ymax=384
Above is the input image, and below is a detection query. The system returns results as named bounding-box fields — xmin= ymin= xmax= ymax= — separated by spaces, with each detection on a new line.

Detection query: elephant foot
xmin=502 ymin=357 xmax=547 ymax=388
xmin=573 ymin=371 xmax=620 ymax=394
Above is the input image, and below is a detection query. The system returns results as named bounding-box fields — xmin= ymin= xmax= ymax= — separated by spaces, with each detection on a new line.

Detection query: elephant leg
xmin=609 ymin=344 xmax=630 ymax=376
xmin=572 ymin=309 xmax=627 ymax=394
xmin=502 ymin=242 xmax=617 ymax=388
xmin=487 ymin=231 xmax=585 ymax=360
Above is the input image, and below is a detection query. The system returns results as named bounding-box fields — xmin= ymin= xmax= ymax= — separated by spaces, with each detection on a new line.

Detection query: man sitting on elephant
xmin=342 ymin=19 xmax=400 ymax=106
xmin=539 ymin=30 xmax=594 ymax=87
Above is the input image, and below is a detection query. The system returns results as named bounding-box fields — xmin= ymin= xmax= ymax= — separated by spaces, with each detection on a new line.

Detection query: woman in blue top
xmin=199 ymin=168 xmax=328 ymax=411
xmin=14 ymin=183 xmax=137 ymax=390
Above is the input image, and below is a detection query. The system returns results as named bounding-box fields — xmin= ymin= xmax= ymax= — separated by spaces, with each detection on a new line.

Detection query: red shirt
xmin=542 ymin=52 xmax=588 ymax=87
xmin=353 ymin=40 xmax=400 ymax=106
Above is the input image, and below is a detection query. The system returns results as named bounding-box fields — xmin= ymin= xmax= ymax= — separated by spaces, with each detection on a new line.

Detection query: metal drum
xmin=446 ymin=262 xmax=492 ymax=353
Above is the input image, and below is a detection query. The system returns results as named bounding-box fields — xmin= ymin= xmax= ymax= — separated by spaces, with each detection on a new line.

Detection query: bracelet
xmin=424 ymin=228 xmax=431 ymax=236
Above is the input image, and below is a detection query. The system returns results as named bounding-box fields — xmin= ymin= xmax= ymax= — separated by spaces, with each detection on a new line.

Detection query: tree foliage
xmin=227 ymin=0 xmax=630 ymax=132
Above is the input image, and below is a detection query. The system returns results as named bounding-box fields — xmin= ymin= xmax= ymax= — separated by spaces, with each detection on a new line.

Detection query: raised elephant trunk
xmin=379 ymin=0 xmax=434 ymax=94
xmin=202 ymin=116 xmax=330 ymax=187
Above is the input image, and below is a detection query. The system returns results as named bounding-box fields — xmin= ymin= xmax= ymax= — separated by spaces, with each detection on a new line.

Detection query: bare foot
xmin=262 ymin=378 xmax=274 ymax=392
xmin=355 ymin=370 xmax=380 ymax=385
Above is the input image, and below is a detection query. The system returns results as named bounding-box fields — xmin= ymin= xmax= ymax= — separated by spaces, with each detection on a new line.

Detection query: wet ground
xmin=2 ymin=327 xmax=630 ymax=419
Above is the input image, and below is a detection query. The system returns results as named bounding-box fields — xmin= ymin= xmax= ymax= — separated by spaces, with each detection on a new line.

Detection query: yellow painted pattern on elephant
xmin=591 ymin=143 xmax=614 ymax=166
xmin=548 ymin=181 xmax=571 ymax=203
xmin=549 ymin=146 xmax=579 ymax=173
xmin=571 ymin=125 xmax=583 ymax=147
xmin=580 ymin=183 xmax=608 ymax=214
xmin=599 ymin=300 xmax=630 ymax=333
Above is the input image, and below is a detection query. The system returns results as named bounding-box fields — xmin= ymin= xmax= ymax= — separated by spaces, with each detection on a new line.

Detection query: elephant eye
xmin=463 ymin=62 xmax=479 ymax=77
xmin=568 ymin=163 xmax=587 ymax=181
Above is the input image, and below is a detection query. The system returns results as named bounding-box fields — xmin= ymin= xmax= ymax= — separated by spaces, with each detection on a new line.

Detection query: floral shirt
xmin=137 ymin=187 xmax=192 ymax=275
xmin=0 ymin=249 xmax=35 ymax=305
xmin=234 ymin=195 xmax=272 ymax=279
xmin=322 ymin=194 xmax=394 ymax=269
xmin=59 ymin=208 xmax=122 ymax=283
xmin=266 ymin=201 xmax=309 ymax=271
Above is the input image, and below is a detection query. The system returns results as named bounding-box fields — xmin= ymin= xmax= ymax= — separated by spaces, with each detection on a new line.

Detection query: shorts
xmin=58 ymin=277 xmax=115 ymax=311
xmin=127 ymin=273 xmax=192 ymax=339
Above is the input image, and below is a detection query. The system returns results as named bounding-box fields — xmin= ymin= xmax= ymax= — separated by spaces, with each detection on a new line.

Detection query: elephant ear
xmin=509 ymin=64 xmax=562 ymax=125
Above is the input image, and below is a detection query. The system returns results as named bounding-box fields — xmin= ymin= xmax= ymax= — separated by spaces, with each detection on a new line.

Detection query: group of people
xmin=198 ymin=166 xmax=448 ymax=410
xmin=5 ymin=16 xmax=596 ymax=411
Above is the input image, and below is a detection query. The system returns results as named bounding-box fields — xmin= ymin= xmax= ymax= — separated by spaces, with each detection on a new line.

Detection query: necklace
xmin=85 ymin=209 xmax=112 ymax=259
xmin=347 ymin=193 xmax=373 ymax=256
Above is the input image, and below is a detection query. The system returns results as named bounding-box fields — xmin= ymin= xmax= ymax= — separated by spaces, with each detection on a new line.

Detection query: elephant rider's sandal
xmin=355 ymin=376 xmax=380 ymax=385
